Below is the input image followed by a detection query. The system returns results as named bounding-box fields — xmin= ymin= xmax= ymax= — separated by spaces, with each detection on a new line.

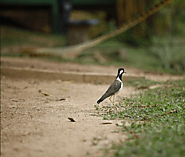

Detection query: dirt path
xmin=1 ymin=76 xmax=135 ymax=157
xmin=1 ymin=57 xmax=183 ymax=157
xmin=2 ymin=57 xmax=183 ymax=81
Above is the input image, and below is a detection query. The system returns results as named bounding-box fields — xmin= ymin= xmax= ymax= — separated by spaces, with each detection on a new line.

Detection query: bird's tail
xmin=97 ymin=98 xmax=103 ymax=104
xmin=97 ymin=93 xmax=109 ymax=104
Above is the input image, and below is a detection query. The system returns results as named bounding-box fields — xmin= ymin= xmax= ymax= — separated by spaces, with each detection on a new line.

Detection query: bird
xmin=97 ymin=68 xmax=126 ymax=110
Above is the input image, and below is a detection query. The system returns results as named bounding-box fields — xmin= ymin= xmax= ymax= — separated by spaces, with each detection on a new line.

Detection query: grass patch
xmin=95 ymin=79 xmax=185 ymax=157
xmin=148 ymin=37 xmax=185 ymax=74
xmin=1 ymin=26 xmax=67 ymax=48
xmin=69 ymin=37 xmax=185 ymax=75
xmin=1 ymin=26 xmax=185 ymax=75
xmin=125 ymin=78 xmax=162 ymax=89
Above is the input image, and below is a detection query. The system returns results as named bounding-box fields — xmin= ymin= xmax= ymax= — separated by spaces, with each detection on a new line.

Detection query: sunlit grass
xmin=95 ymin=79 xmax=185 ymax=157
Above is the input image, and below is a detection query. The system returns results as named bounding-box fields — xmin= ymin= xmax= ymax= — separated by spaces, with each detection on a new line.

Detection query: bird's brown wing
xmin=100 ymin=80 xmax=121 ymax=101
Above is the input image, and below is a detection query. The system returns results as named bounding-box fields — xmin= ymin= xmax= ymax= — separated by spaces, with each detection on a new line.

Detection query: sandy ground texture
xmin=1 ymin=57 xmax=184 ymax=81
xmin=1 ymin=77 xmax=135 ymax=157
xmin=1 ymin=57 xmax=184 ymax=157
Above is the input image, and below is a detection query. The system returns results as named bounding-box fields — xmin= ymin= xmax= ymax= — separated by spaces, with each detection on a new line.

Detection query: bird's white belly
xmin=116 ymin=77 xmax=123 ymax=93
xmin=119 ymin=82 xmax=123 ymax=92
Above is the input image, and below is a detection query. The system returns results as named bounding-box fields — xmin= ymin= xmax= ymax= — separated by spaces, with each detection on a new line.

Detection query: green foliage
xmin=125 ymin=78 xmax=162 ymax=89
xmin=1 ymin=26 xmax=66 ymax=48
xmin=95 ymin=79 xmax=185 ymax=157
xmin=149 ymin=37 xmax=185 ymax=74
xmin=2 ymin=1 xmax=185 ymax=75
xmin=78 ymin=38 xmax=185 ymax=75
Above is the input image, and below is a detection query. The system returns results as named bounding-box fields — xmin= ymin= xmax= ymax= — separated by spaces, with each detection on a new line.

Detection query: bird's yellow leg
xmin=113 ymin=94 xmax=116 ymax=110
xmin=109 ymin=95 xmax=114 ymax=111
xmin=109 ymin=95 xmax=116 ymax=110
xmin=109 ymin=95 xmax=113 ymax=104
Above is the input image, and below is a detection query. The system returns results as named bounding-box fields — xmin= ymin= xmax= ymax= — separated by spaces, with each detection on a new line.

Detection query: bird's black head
xmin=118 ymin=68 xmax=125 ymax=75
xmin=117 ymin=68 xmax=125 ymax=80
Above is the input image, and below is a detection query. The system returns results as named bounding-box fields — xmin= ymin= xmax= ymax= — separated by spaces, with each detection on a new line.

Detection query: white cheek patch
xmin=119 ymin=70 xmax=123 ymax=75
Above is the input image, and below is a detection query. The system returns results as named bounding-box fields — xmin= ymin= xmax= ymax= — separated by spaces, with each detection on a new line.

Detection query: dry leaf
xmin=102 ymin=121 xmax=113 ymax=124
xmin=68 ymin=117 xmax=75 ymax=122
xmin=38 ymin=89 xmax=52 ymax=96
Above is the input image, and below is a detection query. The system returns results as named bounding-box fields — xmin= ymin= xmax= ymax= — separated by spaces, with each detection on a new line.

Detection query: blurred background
xmin=1 ymin=0 xmax=185 ymax=75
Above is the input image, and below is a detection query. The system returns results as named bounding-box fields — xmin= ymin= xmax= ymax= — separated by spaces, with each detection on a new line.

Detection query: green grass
xmin=1 ymin=26 xmax=67 ymax=48
xmin=95 ymin=79 xmax=185 ymax=157
xmin=70 ymin=37 xmax=185 ymax=75
xmin=148 ymin=37 xmax=185 ymax=74
xmin=124 ymin=78 xmax=162 ymax=89
xmin=1 ymin=25 xmax=185 ymax=75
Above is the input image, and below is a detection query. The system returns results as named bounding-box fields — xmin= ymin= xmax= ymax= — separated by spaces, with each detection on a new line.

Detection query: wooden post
xmin=117 ymin=0 xmax=146 ymax=37
xmin=134 ymin=0 xmax=146 ymax=37
xmin=117 ymin=0 xmax=134 ymax=26
xmin=117 ymin=0 xmax=125 ymax=26
xmin=146 ymin=0 xmax=158 ymax=36
xmin=125 ymin=0 xmax=134 ymax=21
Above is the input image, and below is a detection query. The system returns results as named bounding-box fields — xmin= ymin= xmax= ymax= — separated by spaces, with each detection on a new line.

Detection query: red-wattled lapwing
xmin=97 ymin=68 xmax=126 ymax=110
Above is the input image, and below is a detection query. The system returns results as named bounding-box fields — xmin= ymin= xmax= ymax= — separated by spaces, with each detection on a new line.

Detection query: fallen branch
xmin=161 ymin=110 xmax=177 ymax=116
xmin=133 ymin=104 xmax=159 ymax=108
xmin=38 ymin=89 xmax=52 ymax=96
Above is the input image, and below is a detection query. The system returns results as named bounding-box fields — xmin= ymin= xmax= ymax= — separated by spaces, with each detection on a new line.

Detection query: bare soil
xmin=1 ymin=57 xmax=183 ymax=157
xmin=2 ymin=57 xmax=183 ymax=81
